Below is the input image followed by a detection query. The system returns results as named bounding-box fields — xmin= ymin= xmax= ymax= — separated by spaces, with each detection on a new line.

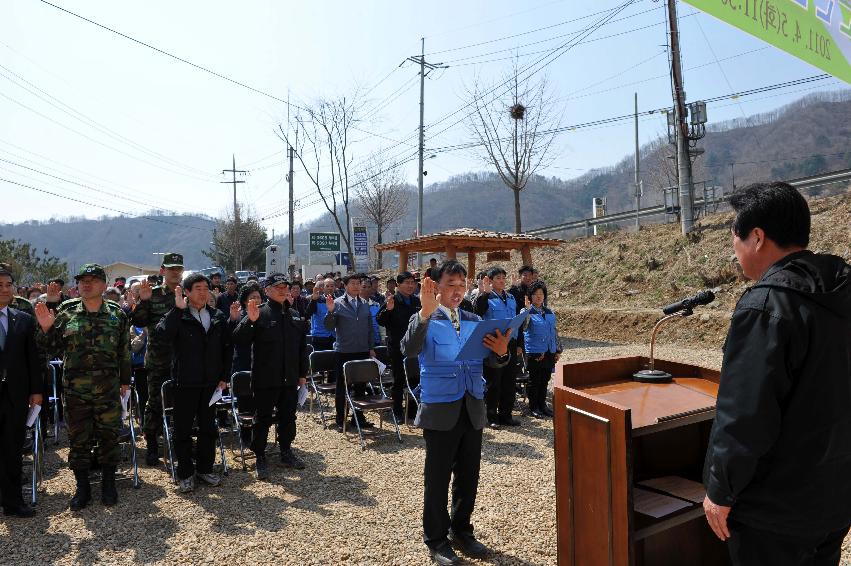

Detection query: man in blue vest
xmin=401 ymin=260 xmax=512 ymax=566
xmin=474 ymin=266 xmax=520 ymax=428
xmin=305 ymin=278 xmax=336 ymax=351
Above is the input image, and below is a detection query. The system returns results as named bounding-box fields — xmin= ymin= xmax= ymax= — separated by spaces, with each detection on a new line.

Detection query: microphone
xmin=662 ymin=290 xmax=715 ymax=316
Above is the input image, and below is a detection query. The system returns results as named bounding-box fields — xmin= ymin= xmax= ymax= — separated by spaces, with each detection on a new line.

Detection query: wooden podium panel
xmin=554 ymin=356 xmax=729 ymax=566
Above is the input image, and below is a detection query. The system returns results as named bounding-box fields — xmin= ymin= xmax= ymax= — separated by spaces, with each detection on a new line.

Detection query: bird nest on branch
xmin=509 ymin=103 xmax=526 ymax=120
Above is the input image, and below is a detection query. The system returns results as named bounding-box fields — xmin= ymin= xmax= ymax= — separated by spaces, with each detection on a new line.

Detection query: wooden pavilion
xmin=374 ymin=228 xmax=564 ymax=274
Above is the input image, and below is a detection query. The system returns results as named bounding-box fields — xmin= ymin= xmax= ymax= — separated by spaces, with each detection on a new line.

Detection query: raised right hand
xmin=174 ymin=286 xmax=187 ymax=309
xmin=481 ymin=276 xmax=493 ymax=294
xmin=385 ymin=294 xmax=395 ymax=311
xmin=138 ymin=279 xmax=153 ymax=301
xmin=419 ymin=277 xmax=439 ymax=319
xmin=34 ymin=302 xmax=56 ymax=333
xmin=229 ymin=301 xmax=242 ymax=322
xmin=325 ymin=294 xmax=335 ymax=313
xmin=46 ymin=281 xmax=62 ymax=302
xmin=247 ymin=299 xmax=260 ymax=322
xmin=311 ymin=286 xmax=321 ymax=300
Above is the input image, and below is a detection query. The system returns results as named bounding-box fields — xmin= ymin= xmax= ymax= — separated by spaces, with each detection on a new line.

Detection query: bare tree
xmin=277 ymin=95 xmax=361 ymax=263
xmin=355 ymin=155 xmax=410 ymax=269
xmin=466 ymin=62 xmax=559 ymax=233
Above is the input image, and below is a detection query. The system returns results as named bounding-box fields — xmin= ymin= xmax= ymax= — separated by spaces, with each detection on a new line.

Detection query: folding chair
xmin=403 ymin=356 xmax=421 ymax=426
xmin=342 ymin=360 xmax=402 ymax=450
xmin=117 ymin=388 xmax=141 ymax=488
xmin=47 ymin=360 xmax=62 ymax=444
xmin=161 ymin=380 xmax=178 ymax=482
xmin=307 ymin=350 xmax=336 ymax=428
xmin=229 ymin=371 xmax=256 ymax=470
xmin=515 ymin=354 xmax=531 ymax=411
xmin=22 ymin=417 xmax=44 ymax=505
xmin=369 ymin=346 xmax=394 ymax=396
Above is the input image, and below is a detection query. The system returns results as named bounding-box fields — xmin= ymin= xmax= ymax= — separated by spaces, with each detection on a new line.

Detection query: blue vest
xmin=524 ymin=307 xmax=559 ymax=354
xmin=310 ymin=301 xmax=335 ymax=338
xmin=483 ymin=291 xmax=516 ymax=321
xmin=368 ymin=301 xmax=382 ymax=346
xmin=418 ymin=318 xmax=486 ymax=403
xmin=131 ymin=326 xmax=146 ymax=366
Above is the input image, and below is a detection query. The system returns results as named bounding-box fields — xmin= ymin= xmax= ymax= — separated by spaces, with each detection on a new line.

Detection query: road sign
xmin=353 ymin=226 xmax=369 ymax=271
xmin=683 ymin=0 xmax=851 ymax=84
xmin=309 ymin=232 xmax=340 ymax=252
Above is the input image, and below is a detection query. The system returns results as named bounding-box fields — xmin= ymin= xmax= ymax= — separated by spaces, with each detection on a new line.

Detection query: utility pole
xmin=286 ymin=144 xmax=295 ymax=278
xmin=634 ymin=92 xmax=641 ymax=231
xmin=666 ymin=0 xmax=695 ymax=234
xmin=404 ymin=38 xmax=448 ymax=238
xmin=221 ymin=154 xmax=247 ymax=269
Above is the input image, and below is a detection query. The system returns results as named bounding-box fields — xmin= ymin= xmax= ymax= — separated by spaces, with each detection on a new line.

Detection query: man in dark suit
xmin=0 ymin=268 xmax=42 ymax=517
xmin=401 ymin=260 xmax=511 ymax=566
xmin=376 ymin=271 xmax=421 ymax=422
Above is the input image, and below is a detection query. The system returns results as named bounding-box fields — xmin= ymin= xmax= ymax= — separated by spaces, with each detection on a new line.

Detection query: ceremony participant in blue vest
xmin=305 ymin=278 xmax=336 ymax=352
xmin=401 ymin=261 xmax=512 ymax=566
xmin=377 ymin=271 xmax=422 ymax=421
xmin=324 ymin=273 xmax=375 ymax=432
xmin=233 ymin=274 xmax=309 ymax=479
xmin=0 ymin=268 xmax=42 ymax=518
xmin=474 ymin=266 xmax=520 ymax=428
xmin=358 ymin=276 xmax=383 ymax=347
xmin=521 ymin=281 xmax=561 ymax=419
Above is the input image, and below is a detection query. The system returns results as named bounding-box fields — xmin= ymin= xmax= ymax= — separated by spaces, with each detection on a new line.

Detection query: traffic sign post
xmin=309 ymin=232 xmax=341 ymax=252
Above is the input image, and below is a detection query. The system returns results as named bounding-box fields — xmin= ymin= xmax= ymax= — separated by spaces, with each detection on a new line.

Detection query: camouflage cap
xmin=74 ymin=263 xmax=107 ymax=282
xmin=161 ymin=252 xmax=184 ymax=268
xmin=262 ymin=273 xmax=290 ymax=289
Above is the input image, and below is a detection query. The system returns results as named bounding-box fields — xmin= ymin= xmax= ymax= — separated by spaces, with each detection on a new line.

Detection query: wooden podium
xmin=553 ymin=356 xmax=731 ymax=566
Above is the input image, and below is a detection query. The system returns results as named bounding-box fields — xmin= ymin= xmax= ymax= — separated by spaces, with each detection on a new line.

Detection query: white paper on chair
xmin=120 ymin=390 xmax=131 ymax=420
xmin=297 ymin=384 xmax=309 ymax=407
xmin=209 ymin=387 xmax=223 ymax=407
xmin=26 ymin=404 xmax=41 ymax=428
xmin=638 ymin=476 xmax=706 ymax=504
xmin=632 ymin=487 xmax=691 ymax=518
xmin=373 ymin=358 xmax=387 ymax=375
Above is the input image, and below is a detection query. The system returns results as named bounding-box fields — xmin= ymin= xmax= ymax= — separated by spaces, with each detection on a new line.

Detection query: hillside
xmin=2 ymin=90 xmax=850 ymax=271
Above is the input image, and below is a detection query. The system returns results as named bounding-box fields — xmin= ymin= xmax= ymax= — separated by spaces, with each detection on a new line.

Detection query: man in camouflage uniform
xmin=131 ymin=252 xmax=183 ymax=466
xmin=35 ymin=263 xmax=130 ymax=510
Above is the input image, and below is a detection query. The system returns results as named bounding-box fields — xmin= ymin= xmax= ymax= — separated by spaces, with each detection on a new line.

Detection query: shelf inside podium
xmin=633 ymin=503 xmax=705 ymax=541
xmin=575 ymin=376 xmax=718 ymax=436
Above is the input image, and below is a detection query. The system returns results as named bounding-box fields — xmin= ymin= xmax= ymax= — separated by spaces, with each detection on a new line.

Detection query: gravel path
xmin=1 ymin=341 xmax=848 ymax=565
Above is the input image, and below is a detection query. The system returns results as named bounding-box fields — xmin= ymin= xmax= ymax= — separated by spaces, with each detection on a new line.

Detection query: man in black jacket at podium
xmin=702 ymin=182 xmax=851 ymax=565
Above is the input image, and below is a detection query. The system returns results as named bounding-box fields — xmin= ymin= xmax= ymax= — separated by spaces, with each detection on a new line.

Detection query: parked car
xmin=198 ymin=266 xmax=226 ymax=279
xmin=235 ymin=270 xmax=252 ymax=284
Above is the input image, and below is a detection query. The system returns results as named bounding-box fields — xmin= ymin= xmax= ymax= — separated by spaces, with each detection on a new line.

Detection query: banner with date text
xmin=682 ymin=0 xmax=851 ymax=84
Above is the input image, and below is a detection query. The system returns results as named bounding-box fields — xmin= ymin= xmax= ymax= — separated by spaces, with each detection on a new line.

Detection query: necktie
xmin=0 ymin=310 xmax=6 ymax=350
xmin=449 ymin=309 xmax=460 ymax=333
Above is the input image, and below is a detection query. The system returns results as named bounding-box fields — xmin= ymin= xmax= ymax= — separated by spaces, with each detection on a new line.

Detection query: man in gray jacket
xmin=324 ymin=272 xmax=375 ymax=432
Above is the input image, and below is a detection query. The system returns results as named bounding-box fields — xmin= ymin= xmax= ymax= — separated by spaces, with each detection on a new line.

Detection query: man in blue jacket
xmin=401 ymin=260 xmax=512 ymax=566
xmin=702 ymin=182 xmax=851 ymax=565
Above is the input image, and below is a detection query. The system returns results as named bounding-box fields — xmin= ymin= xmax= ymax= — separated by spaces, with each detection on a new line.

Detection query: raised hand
xmin=138 ymin=279 xmax=153 ymax=301
xmin=325 ymin=293 xmax=335 ymax=313
xmin=311 ymin=285 xmax=322 ymax=300
xmin=174 ymin=286 xmax=187 ymax=309
xmin=385 ymin=294 xmax=395 ymax=311
xmin=419 ymin=277 xmax=439 ymax=319
xmin=247 ymin=299 xmax=260 ymax=322
xmin=46 ymin=281 xmax=62 ymax=302
xmin=483 ymin=327 xmax=511 ymax=357
xmin=481 ymin=276 xmax=493 ymax=294
xmin=525 ymin=294 xmax=531 ymax=309
xmin=229 ymin=301 xmax=242 ymax=322
xmin=34 ymin=302 xmax=56 ymax=333
xmin=511 ymin=273 xmax=518 ymax=286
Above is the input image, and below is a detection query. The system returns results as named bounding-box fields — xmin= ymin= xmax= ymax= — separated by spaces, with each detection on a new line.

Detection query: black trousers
xmin=335 ymin=351 xmax=369 ymax=425
xmin=484 ymin=346 xmax=518 ymax=420
xmin=390 ymin=348 xmax=417 ymax=418
xmin=251 ymin=385 xmax=298 ymax=456
xmin=311 ymin=336 xmax=335 ymax=352
xmin=422 ymin=402 xmax=483 ymax=550
xmin=132 ymin=366 xmax=148 ymax=426
xmin=727 ymin=518 xmax=851 ymax=566
xmin=0 ymin=395 xmax=25 ymax=509
xmin=172 ymin=385 xmax=217 ymax=480
xmin=526 ymin=353 xmax=554 ymax=411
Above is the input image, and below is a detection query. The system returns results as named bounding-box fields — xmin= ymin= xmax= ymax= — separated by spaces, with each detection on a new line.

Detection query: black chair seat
xmin=350 ymin=396 xmax=394 ymax=410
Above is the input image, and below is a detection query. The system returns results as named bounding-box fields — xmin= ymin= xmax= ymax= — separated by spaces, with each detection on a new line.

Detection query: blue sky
xmin=1 ymin=0 xmax=846 ymax=240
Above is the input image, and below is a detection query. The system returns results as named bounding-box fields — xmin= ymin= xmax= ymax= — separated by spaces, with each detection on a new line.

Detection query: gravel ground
xmin=1 ymin=341 xmax=848 ymax=565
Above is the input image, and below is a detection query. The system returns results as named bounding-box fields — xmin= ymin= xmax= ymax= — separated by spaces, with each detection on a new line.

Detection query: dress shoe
xmin=541 ymin=404 xmax=554 ymax=417
xmin=499 ymin=416 xmax=521 ymax=427
xmin=530 ymin=408 xmax=545 ymax=419
xmin=3 ymin=504 xmax=36 ymax=518
xmin=255 ymin=456 xmax=269 ymax=480
xmin=487 ymin=421 xmax=500 ymax=430
xmin=280 ymin=449 xmax=305 ymax=469
xmin=449 ymin=531 xmax=489 ymax=558
xmin=335 ymin=424 xmax=345 ymax=433
xmin=429 ymin=542 xmax=462 ymax=565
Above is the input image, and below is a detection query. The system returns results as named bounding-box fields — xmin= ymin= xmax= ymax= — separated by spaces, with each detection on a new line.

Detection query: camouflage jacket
xmin=12 ymin=296 xmax=34 ymax=316
xmin=37 ymin=298 xmax=131 ymax=385
xmin=130 ymin=285 xmax=176 ymax=371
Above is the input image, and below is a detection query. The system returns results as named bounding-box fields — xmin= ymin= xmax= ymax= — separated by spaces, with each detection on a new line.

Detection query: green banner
xmin=682 ymin=0 xmax=851 ymax=84
xmin=309 ymin=232 xmax=340 ymax=252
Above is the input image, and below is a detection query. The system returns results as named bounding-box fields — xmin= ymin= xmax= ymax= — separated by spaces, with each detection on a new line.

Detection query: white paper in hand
xmin=374 ymin=358 xmax=388 ymax=376
xmin=209 ymin=387 xmax=223 ymax=407
xmin=120 ymin=390 xmax=131 ymax=420
xmin=26 ymin=404 xmax=42 ymax=428
xmin=297 ymin=384 xmax=309 ymax=408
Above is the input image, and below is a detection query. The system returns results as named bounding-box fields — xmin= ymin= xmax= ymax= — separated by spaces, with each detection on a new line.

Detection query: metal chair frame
xmin=403 ymin=356 xmax=421 ymax=427
xmin=307 ymin=350 xmax=336 ymax=428
xmin=47 ymin=360 xmax=63 ymax=444
xmin=342 ymin=360 xmax=402 ymax=450
xmin=21 ymin=418 xmax=44 ymax=505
